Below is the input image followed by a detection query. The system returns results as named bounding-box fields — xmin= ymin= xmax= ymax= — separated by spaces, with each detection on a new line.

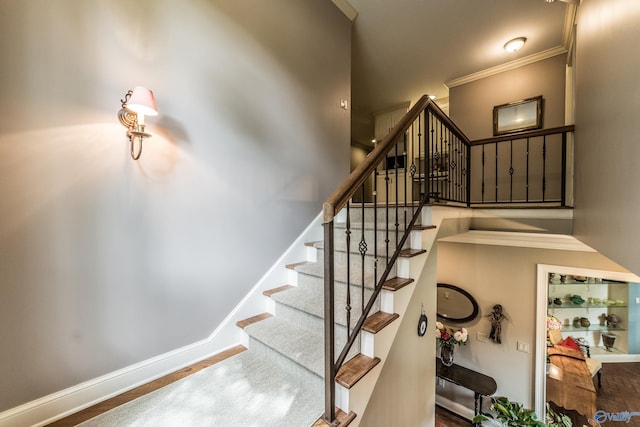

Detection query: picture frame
xmin=493 ymin=95 xmax=543 ymax=136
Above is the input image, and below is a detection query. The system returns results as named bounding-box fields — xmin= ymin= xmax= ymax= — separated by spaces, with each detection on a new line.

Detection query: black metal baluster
xmin=494 ymin=143 xmax=498 ymax=202
xmin=359 ymin=186 xmax=366 ymax=316
xmin=509 ymin=140 xmax=514 ymax=203
xmin=465 ymin=140 xmax=471 ymax=206
xmin=561 ymin=132 xmax=567 ymax=206
xmin=403 ymin=131 xmax=408 ymax=233
xmin=526 ymin=138 xmax=530 ymax=203
xmin=374 ymin=166 xmax=378 ymax=295
xmin=409 ymin=121 xmax=418 ymax=211
xmin=394 ymin=139 xmax=399 ymax=252
xmin=481 ymin=145 xmax=486 ymax=203
xmin=345 ymin=201 xmax=351 ymax=335
xmin=385 ymin=166 xmax=390 ymax=265
xmin=542 ymin=136 xmax=547 ymax=202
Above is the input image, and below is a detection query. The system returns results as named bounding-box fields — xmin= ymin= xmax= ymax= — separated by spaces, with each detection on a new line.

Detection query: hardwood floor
xmin=435 ymin=405 xmax=473 ymax=427
xmin=46 ymin=345 xmax=246 ymax=426
xmin=595 ymin=362 xmax=640 ymax=426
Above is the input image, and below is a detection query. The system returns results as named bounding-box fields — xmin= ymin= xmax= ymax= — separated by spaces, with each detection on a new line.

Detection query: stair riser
xmin=323 ymin=228 xmax=404 ymax=255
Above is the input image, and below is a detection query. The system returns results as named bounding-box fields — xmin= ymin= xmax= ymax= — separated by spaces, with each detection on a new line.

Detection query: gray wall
xmin=0 ymin=0 xmax=351 ymax=410
xmin=573 ymin=0 xmax=640 ymax=276
xmin=449 ymin=54 xmax=566 ymax=141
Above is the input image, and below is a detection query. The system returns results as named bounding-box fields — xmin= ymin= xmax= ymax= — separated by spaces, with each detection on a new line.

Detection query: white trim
xmin=444 ymin=46 xmax=568 ymax=88
xmin=534 ymin=264 xmax=640 ymax=420
xmin=435 ymin=395 xmax=474 ymax=422
xmin=471 ymin=208 xmax=573 ymax=220
xmin=0 ymin=212 xmax=324 ymax=427
xmin=438 ymin=230 xmax=595 ymax=252
xmin=331 ymin=0 xmax=358 ymax=21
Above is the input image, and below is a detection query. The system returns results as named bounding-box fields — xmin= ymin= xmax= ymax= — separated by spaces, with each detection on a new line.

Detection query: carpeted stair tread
xmin=362 ymin=311 xmax=400 ymax=334
xmin=336 ymin=354 xmax=381 ymax=389
xmin=269 ymin=280 xmax=378 ymax=328
xmin=293 ymin=256 xmax=396 ymax=285
xmin=244 ymin=316 xmax=324 ymax=378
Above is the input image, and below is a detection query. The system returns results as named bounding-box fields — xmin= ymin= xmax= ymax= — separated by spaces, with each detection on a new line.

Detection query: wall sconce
xmin=118 ymin=86 xmax=158 ymax=160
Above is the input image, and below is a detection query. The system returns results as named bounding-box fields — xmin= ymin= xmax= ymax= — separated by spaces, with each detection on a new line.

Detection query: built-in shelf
xmin=559 ymin=325 xmax=626 ymax=333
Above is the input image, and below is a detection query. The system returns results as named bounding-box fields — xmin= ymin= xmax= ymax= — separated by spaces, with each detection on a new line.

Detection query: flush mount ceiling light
xmin=118 ymin=86 xmax=158 ymax=160
xmin=504 ymin=37 xmax=527 ymax=53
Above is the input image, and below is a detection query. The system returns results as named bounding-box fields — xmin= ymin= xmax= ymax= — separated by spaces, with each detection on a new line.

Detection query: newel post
xmin=323 ymin=210 xmax=337 ymax=425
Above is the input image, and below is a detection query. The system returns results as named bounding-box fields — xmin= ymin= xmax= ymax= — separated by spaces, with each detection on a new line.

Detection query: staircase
xmin=235 ymin=204 xmax=437 ymax=426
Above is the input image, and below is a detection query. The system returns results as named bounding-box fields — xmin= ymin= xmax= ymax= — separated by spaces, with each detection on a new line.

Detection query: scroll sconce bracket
xmin=118 ymin=89 xmax=154 ymax=160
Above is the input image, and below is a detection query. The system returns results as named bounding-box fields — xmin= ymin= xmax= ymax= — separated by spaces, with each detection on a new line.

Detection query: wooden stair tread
xmin=263 ymin=285 xmax=294 ymax=297
xmin=398 ymin=248 xmax=426 ymax=258
xmin=305 ymin=240 xmax=322 ymax=247
xmin=412 ymin=224 xmax=437 ymax=230
xmin=285 ymin=261 xmax=310 ymax=270
xmin=236 ymin=313 xmax=272 ymax=329
xmin=363 ymin=311 xmax=400 ymax=334
xmin=336 ymin=354 xmax=381 ymax=389
xmin=382 ymin=277 xmax=414 ymax=291
xmin=312 ymin=408 xmax=356 ymax=426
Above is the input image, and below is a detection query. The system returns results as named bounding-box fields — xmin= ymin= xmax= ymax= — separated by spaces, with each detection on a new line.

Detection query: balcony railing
xmin=470 ymin=125 xmax=575 ymax=207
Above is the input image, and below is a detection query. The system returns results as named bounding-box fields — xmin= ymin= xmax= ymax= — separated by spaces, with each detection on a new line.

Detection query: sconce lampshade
xmin=127 ymin=86 xmax=158 ymax=117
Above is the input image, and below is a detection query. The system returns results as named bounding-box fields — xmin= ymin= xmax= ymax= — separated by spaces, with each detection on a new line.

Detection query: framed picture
xmin=493 ymin=96 xmax=543 ymax=136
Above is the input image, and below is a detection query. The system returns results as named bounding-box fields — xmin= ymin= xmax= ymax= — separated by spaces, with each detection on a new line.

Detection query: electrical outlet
xmin=477 ymin=332 xmax=488 ymax=342
xmin=517 ymin=341 xmax=530 ymax=353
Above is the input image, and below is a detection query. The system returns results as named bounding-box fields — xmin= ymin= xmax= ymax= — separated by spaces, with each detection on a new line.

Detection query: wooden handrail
xmin=471 ymin=125 xmax=575 ymax=146
xmin=322 ymin=95 xmax=470 ymax=223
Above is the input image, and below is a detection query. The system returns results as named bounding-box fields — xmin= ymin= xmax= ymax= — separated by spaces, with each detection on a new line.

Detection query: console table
xmin=436 ymin=359 xmax=497 ymax=421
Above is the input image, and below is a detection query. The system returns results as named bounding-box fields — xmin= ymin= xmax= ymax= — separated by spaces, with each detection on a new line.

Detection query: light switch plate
xmin=517 ymin=341 xmax=530 ymax=353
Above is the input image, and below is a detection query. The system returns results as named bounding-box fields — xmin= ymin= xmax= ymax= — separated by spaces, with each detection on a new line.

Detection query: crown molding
xmin=332 ymin=0 xmax=358 ymax=21
xmin=444 ymin=45 xmax=568 ymax=89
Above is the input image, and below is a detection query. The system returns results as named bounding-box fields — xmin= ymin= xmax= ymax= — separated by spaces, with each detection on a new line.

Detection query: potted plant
xmin=472 ymin=396 xmax=545 ymax=426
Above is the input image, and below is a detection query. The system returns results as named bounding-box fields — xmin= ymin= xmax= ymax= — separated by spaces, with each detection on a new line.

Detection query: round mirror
xmin=436 ymin=283 xmax=479 ymax=323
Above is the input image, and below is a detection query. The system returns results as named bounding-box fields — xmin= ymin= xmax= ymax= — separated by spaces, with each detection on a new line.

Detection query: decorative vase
xmin=602 ymin=333 xmax=616 ymax=351
xmin=440 ymin=344 xmax=454 ymax=367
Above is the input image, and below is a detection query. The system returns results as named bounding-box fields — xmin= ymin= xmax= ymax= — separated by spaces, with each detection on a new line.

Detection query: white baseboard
xmin=435 ymin=395 xmax=474 ymax=422
xmin=0 ymin=212 xmax=323 ymax=427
